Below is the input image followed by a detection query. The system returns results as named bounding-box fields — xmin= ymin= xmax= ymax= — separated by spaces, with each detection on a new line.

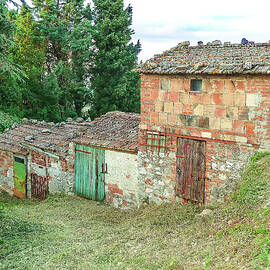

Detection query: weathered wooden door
xmin=176 ymin=138 xmax=206 ymax=203
xmin=75 ymin=144 xmax=105 ymax=201
xmin=31 ymin=165 xmax=48 ymax=200
xmin=13 ymin=156 xmax=27 ymax=198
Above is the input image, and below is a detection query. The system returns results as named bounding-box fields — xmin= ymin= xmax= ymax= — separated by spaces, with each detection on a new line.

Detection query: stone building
xmin=0 ymin=119 xmax=89 ymax=199
xmin=136 ymin=41 xmax=270 ymax=204
xmin=73 ymin=111 xmax=140 ymax=208
xmin=0 ymin=112 xmax=140 ymax=208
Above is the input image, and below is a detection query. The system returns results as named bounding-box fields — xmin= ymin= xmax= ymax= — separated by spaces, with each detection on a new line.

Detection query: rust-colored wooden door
xmin=176 ymin=138 xmax=206 ymax=203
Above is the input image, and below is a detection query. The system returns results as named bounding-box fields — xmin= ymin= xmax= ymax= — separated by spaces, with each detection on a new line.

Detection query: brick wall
xmin=138 ymin=74 xmax=270 ymax=204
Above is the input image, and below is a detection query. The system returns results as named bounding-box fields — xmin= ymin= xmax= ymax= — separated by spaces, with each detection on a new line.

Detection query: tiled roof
xmin=137 ymin=41 xmax=270 ymax=75
xmin=0 ymin=119 xmax=90 ymax=155
xmin=74 ymin=111 xmax=140 ymax=153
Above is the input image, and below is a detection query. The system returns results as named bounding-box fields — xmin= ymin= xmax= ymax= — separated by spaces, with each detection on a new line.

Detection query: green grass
xmin=0 ymin=153 xmax=269 ymax=269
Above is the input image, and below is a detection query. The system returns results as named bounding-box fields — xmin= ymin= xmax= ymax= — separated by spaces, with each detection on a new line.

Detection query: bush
xmin=0 ymin=111 xmax=20 ymax=133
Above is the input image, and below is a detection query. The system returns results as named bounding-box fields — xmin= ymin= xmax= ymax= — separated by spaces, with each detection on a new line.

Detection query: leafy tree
xmin=90 ymin=0 xmax=141 ymax=118
xmin=31 ymin=0 xmax=93 ymax=120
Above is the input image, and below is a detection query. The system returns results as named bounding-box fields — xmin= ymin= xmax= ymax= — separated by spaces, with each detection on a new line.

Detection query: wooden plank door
xmin=176 ymin=138 xmax=206 ymax=203
xmin=75 ymin=144 xmax=105 ymax=201
xmin=13 ymin=156 xmax=27 ymax=198
xmin=31 ymin=165 xmax=48 ymax=200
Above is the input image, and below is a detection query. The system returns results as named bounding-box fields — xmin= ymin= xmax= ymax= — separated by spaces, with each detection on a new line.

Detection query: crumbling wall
xmin=0 ymin=150 xmax=14 ymax=194
xmin=28 ymin=150 xmax=75 ymax=196
xmin=105 ymin=150 xmax=139 ymax=208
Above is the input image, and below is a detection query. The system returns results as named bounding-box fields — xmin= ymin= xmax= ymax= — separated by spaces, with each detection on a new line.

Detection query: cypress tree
xmin=90 ymin=0 xmax=141 ymax=118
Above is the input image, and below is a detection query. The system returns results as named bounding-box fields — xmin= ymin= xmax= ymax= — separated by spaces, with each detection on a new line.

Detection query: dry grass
xmin=0 ymin=153 xmax=269 ymax=270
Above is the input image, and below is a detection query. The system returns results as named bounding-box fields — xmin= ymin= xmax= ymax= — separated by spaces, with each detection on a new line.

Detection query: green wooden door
xmin=13 ymin=156 xmax=27 ymax=198
xmin=75 ymin=144 xmax=105 ymax=201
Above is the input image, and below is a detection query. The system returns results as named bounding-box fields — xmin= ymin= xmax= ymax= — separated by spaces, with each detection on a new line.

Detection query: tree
xmin=90 ymin=0 xmax=141 ymax=118
xmin=0 ymin=0 xmax=25 ymax=116
xmin=31 ymin=0 xmax=94 ymax=120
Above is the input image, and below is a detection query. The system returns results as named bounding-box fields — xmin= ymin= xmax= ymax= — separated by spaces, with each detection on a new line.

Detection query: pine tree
xmin=90 ymin=0 xmax=141 ymax=118
xmin=32 ymin=0 xmax=94 ymax=120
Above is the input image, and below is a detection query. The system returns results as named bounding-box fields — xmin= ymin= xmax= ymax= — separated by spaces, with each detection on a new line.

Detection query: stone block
xmin=171 ymin=78 xmax=183 ymax=91
xmin=209 ymin=118 xmax=221 ymax=130
xmin=221 ymin=119 xmax=233 ymax=130
xmin=173 ymin=102 xmax=182 ymax=114
xmin=201 ymin=132 xmax=212 ymax=138
xmin=246 ymin=94 xmax=258 ymax=106
xmin=160 ymin=78 xmax=170 ymax=90
xmin=226 ymin=107 xmax=238 ymax=119
xmin=223 ymin=93 xmax=234 ymax=106
xmin=235 ymin=136 xmax=248 ymax=143
xmin=155 ymin=101 xmax=164 ymax=113
xmin=193 ymin=104 xmax=204 ymax=116
xmin=159 ymin=112 xmax=168 ymax=124
xmin=215 ymin=106 xmax=226 ymax=118
xmin=234 ymin=93 xmax=246 ymax=106
xmin=164 ymin=102 xmax=174 ymax=113
xmin=182 ymin=104 xmax=193 ymax=115
xmin=212 ymin=93 xmax=223 ymax=105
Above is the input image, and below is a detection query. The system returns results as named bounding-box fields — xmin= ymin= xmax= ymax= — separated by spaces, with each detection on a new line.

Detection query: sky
xmin=124 ymin=0 xmax=270 ymax=61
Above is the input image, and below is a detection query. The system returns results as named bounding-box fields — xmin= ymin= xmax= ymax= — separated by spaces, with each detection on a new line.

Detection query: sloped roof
xmin=74 ymin=111 xmax=140 ymax=153
xmin=137 ymin=41 xmax=270 ymax=75
xmin=0 ymin=119 xmax=90 ymax=156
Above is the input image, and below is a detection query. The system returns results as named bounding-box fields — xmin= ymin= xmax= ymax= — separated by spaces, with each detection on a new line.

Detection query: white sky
xmin=124 ymin=0 xmax=270 ymax=61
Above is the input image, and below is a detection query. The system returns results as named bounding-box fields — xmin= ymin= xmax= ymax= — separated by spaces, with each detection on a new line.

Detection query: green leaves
xmin=90 ymin=0 xmax=141 ymax=118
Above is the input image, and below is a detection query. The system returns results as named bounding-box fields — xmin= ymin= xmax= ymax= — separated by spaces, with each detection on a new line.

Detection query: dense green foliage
xmin=0 ymin=0 xmax=140 ymax=124
xmin=90 ymin=0 xmax=141 ymax=118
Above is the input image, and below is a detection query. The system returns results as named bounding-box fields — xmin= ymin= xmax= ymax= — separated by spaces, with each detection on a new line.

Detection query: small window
xmin=14 ymin=156 xmax=25 ymax=164
xmin=190 ymin=79 xmax=202 ymax=91
xmin=147 ymin=132 xmax=166 ymax=153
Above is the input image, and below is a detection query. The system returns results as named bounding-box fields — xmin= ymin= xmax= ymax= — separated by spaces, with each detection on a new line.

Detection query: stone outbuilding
xmin=0 ymin=119 xmax=89 ymax=199
xmin=136 ymin=41 xmax=270 ymax=204
xmin=73 ymin=111 xmax=140 ymax=208
xmin=0 ymin=111 xmax=140 ymax=208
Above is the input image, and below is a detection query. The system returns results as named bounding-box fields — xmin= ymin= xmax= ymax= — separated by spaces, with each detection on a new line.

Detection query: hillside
xmin=0 ymin=153 xmax=269 ymax=269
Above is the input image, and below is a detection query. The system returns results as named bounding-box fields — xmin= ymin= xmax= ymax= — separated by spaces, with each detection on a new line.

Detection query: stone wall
xmin=0 ymin=150 xmax=14 ymax=195
xmin=105 ymin=150 xmax=139 ymax=208
xmin=28 ymin=150 xmax=75 ymax=196
xmin=138 ymin=74 xmax=270 ymax=204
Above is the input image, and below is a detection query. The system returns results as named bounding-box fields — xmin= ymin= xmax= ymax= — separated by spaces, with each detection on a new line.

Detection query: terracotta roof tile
xmin=74 ymin=111 xmax=140 ymax=153
xmin=137 ymin=41 xmax=270 ymax=75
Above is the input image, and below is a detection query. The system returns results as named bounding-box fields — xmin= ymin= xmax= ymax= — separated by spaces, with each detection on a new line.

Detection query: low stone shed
xmin=73 ymin=111 xmax=140 ymax=208
xmin=0 ymin=111 xmax=140 ymax=208
xmin=0 ymin=119 xmax=89 ymax=199
xmin=136 ymin=40 xmax=270 ymax=205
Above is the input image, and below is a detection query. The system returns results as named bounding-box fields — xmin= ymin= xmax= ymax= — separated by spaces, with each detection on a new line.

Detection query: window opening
xmin=146 ymin=132 xmax=166 ymax=153
xmin=190 ymin=79 xmax=202 ymax=91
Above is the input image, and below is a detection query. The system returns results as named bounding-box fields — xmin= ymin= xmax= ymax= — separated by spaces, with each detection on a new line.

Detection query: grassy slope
xmin=0 ymin=153 xmax=269 ymax=270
